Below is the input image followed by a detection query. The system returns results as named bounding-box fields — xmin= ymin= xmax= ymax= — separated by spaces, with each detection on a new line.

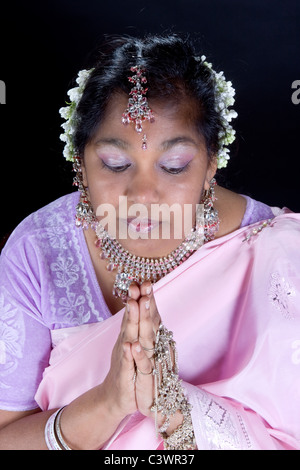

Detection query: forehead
xmin=92 ymin=92 xmax=204 ymax=148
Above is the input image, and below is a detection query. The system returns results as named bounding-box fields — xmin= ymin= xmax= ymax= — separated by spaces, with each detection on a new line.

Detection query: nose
xmin=125 ymin=168 xmax=160 ymax=205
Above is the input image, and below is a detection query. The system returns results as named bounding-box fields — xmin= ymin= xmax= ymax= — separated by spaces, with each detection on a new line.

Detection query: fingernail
xmin=146 ymin=285 xmax=152 ymax=295
xmin=128 ymin=288 xmax=132 ymax=298
xmin=135 ymin=344 xmax=141 ymax=352
xmin=145 ymin=300 xmax=150 ymax=310
xmin=126 ymin=302 xmax=130 ymax=313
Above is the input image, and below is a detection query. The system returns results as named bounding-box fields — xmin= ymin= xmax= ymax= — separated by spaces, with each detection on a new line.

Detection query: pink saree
xmin=35 ymin=212 xmax=300 ymax=450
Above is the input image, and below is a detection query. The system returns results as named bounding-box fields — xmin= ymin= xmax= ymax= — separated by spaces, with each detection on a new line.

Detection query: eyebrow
xmin=160 ymin=136 xmax=199 ymax=151
xmin=94 ymin=137 xmax=129 ymax=150
xmin=94 ymin=136 xmax=199 ymax=151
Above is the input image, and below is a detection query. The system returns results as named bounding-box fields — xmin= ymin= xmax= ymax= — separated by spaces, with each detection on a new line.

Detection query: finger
xmin=128 ymin=281 xmax=141 ymax=301
xmin=122 ymin=342 xmax=137 ymax=376
xmin=138 ymin=296 xmax=156 ymax=354
xmin=121 ymin=299 xmax=140 ymax=344
xmin=140 ymin=281 xmax=153 ymax=297
xmin=139 ymin=286 xmax=161 ymax=352
xmin=140 ymin=282 xmax=160 ymax=329
xmin=131 ymin=341 xmax=155 ymax=417
xmin=132 ymin=341 xmax=154 ymax=378
xmin=122 ymin=341 xmax=134 ymax=362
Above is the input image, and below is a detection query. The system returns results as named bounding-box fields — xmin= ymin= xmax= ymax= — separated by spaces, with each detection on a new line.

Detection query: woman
xmin=0 ymin=34 xmax=299 ymax=450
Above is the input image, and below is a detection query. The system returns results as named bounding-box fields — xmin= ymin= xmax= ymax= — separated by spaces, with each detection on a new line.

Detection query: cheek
xmin=167 ymin=178 xmax=204 ymax=205
xmin=164 ymin=181 xmax=203 ymax=230
xmin=86 ymin=172 xmax=122 ymax=207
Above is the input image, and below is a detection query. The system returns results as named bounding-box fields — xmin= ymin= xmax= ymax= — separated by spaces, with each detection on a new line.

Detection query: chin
xmin=118 ymin=237 xmax=182 ymax=259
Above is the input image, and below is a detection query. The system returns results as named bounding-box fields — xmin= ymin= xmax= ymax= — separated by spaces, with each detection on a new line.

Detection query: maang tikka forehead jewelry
xmin=122 ymin=65 xmax=154 ymax=149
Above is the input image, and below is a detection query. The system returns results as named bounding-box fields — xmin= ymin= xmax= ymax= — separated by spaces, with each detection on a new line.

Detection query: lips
xmin=127 ymin=217 xmax=160 ymax=233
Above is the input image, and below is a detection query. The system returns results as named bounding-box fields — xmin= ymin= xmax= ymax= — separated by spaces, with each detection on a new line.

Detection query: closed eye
xmin=101 ymin=161 xmax=131 ymax=173
xmin=160 ymin=162 xmax=190 ymax=174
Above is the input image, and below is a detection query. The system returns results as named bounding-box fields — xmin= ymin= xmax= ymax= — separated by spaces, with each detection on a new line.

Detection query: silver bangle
xmin=44 ymin=407 xmax=72 ymax=450
xmin=54 ymin=407 xmax=72 ymax=450
xmin=45 ymin=409 xmax=62 ymax=450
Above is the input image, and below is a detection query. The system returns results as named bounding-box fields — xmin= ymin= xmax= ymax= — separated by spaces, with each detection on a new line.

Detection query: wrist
xmin=56 ymin=385 xmax=126 ymax=450
xmin=100 ymin=381 xmax=132 ymax=424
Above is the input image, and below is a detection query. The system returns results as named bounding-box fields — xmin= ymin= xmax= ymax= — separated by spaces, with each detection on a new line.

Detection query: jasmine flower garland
xmin=59 ymin=57 xmax=237 ymax=169
xmin=59 ymin=69 xmax=93 ymax=162
xmin=195 ymin=55 xmax=238 ymax=168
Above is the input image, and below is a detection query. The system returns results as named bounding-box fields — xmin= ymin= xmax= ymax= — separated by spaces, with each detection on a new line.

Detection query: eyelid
xmin=160 ymin=161 xmax=191 ymax=174
xmin=159 ymin=154 xmax=193 ymax=167
xmin=159 ymin=156 xmax=193 ymax=171
xmin=161 ymin=161 xmax=187 ymax=169
xmin=98 ymin=154 xmax=131 ymax=166
xmin=101 ymin=160 xmax=131 ymax=172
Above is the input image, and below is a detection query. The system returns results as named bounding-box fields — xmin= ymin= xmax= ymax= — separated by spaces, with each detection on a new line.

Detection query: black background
xmin=1 ymin=0 xmax=300 ymax=240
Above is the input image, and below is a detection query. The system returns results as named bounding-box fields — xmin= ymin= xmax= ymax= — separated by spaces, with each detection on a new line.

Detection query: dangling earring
xmin=72 ymin=156 xmax=97 ymax=230
xmin=200 ymin=178 xmax=219 ymax=242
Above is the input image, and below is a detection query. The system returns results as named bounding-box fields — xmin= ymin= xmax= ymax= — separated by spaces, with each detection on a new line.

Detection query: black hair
xmin=73 ymin=34 xmax=224 ymax=160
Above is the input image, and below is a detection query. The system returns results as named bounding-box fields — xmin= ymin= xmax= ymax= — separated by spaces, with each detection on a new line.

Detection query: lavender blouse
xmin=0 ymin=192 xmax=274 ymax=411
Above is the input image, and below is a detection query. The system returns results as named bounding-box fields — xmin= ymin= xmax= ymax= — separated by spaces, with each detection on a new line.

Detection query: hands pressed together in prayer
xmin=102 ymin=280 xmax=186 ymax=443
xmin=102 ymin=281 xmax=162 ymax=421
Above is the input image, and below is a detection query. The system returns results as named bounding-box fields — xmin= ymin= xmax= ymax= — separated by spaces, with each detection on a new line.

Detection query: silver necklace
xmin=95 ymin=224 xmax=202 ymax=301
xmin=94 ymin=188 xmax=219 ymax=301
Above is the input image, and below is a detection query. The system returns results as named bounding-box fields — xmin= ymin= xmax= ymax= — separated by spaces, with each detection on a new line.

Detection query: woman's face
xmin=82 ymin=93 xmax=216 ymax=258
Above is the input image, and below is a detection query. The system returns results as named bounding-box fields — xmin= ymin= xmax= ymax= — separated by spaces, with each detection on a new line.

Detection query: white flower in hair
xmin=199 ymin=55 xmax=238 ymax=168
xmin=76 ymin=69 xmax=91 ymax=87
xmin=67 ymin=87 xmax=82 ymax=103
xmin=59 ymin=69 xmax=93 ymax=162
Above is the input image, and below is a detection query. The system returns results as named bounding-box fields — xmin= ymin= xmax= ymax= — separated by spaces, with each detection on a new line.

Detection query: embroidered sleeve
xmin=0 ymin=250 xmax=51 ymax=411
